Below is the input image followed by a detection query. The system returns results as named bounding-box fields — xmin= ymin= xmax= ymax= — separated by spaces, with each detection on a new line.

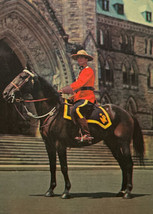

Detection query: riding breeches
xmin=71 ymin=99 xmax=93 ymax=122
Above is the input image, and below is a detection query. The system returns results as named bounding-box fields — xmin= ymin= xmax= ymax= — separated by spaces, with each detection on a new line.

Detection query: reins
xmin=24 ymin=98 xmax=49 ymax=103
xmin=14 ymin=96 xmax=57 ymax=120
xmin=23 ymin=104 xmax=56 ymax=119
xmin=14 ymin=102 xmax=57 ymax=129
xmin=14 ymin=96 xmax=71 ymax=127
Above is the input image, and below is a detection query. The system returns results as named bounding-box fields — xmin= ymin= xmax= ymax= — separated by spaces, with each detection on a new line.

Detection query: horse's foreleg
xmin=44 ymin=141 xmax=57 ymax=197
xmin=57 ymin=145 xmax=71 ymax=199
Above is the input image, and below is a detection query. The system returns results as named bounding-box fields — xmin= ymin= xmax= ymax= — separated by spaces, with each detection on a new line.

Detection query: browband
xmin=23 ymin=69 xmax=35 ymax=77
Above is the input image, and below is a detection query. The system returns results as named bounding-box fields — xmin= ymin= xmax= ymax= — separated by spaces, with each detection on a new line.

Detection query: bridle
xmin=11 ymin=69 xmax=35 ymax=92
xmin=11 ymin=69 xmax=57 ymax=120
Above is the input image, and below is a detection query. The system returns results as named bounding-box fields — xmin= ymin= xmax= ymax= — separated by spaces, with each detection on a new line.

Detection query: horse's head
xmin=3 ymin=69 xmax=35 ymax=103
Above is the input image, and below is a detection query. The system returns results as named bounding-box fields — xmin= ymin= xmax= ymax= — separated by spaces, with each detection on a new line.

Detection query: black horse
xmin=3 ymin=69 xmax=144 ymax=199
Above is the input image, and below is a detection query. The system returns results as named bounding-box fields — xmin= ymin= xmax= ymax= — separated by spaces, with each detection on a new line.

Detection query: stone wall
xmin=52 ymin=0 xmax=97 ymax=44
xmin=48 ymin=0 xmax=98 ymax=88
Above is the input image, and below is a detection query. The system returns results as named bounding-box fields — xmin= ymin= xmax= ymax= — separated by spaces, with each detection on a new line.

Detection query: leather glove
xmin=59 ymin=85 xmax=74 ymax=94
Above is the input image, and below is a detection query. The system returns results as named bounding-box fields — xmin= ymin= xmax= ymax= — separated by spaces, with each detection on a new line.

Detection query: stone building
xmin=0 ymin=0 xmax=153 ymax=136
xmin=97 ymin=0 xmax=153 ymax=130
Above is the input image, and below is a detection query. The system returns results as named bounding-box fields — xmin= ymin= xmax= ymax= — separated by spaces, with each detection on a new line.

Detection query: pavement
xmin=0 ymin=169 xmax=153 ymax=214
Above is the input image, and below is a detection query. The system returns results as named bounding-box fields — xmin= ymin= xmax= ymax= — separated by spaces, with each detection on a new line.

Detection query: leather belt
xmin=80 ymin=86 xmax=94 ymax=91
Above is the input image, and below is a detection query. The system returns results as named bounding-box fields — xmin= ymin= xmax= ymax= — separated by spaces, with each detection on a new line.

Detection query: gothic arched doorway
xmin=126 ymin=96 xmax=137 ymax=115
xmin=0 ymin=40 xmax=31 ymax=135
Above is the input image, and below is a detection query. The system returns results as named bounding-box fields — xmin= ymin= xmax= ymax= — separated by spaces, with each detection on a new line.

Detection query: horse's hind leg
xmin=120 ymin=141 xmax=133 ymax=199
xmin=57 ymin=144 xmax=71 ymax=199
xmin=107 ymin=140 xmax=133 ymax=199
xmin=115 ymin=141 xmax=133 ymax=199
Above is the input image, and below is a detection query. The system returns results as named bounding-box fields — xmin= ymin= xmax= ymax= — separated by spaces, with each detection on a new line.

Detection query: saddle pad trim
xmin=63 ymin=99 xmax=112 ymax=129
xmin=63 ymin=99 xmax=71 ymax=120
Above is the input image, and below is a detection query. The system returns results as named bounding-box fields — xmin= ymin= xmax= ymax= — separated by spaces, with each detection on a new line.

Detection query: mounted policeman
xmin=59 ymin=50 xmax=96 ymax=143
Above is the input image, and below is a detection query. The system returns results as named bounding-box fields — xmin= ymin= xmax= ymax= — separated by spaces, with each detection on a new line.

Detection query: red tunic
xmin=70 ymin=66 xmax=95 ymax=103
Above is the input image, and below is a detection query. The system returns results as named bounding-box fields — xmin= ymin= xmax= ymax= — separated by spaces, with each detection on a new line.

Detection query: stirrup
xmin=75 ymin=134 xmax=94 ymax=143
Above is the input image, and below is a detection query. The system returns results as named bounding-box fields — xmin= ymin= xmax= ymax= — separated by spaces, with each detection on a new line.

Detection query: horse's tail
xmin=132 ymin=116 xmax=145 ymax=165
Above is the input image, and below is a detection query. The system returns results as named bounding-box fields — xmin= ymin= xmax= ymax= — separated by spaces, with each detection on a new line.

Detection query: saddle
xmin=63 ymin=99 xmax=112 ymax=129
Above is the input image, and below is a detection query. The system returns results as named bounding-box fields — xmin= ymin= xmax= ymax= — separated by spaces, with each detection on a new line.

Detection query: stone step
xmin=0 ymin=137 xmax=119 ymax=167
xmin=0 ymin=135 xmax=152 ymax=169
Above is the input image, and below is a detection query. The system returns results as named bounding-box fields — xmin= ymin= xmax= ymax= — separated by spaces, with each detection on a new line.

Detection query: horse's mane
xmin=34 ymin=74 xmax=60 ymax=105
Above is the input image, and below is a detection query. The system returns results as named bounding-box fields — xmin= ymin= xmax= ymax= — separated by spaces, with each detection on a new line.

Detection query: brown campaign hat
xmin=71 ymin=50 xmax=93 ymax=61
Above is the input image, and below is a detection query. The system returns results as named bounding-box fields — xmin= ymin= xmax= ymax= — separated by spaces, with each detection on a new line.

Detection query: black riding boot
xmin=75 ymin=118 xmax=94 ymax=143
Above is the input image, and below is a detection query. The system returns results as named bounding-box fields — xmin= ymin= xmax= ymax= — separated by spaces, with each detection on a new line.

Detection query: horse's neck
xmin=31 ymin=78 xmax=59 ymax=116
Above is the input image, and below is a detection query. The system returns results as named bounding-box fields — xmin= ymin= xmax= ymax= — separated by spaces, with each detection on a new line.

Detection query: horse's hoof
xmin=45 ymin=190 xmax=55 ymax=197
xmin=116 ymin=191 xmax=125 ymax=197
xmin=123 ymin=192 xmax=132 ymax=199
xmin=61 ymin=193 xmax=71 ymax=199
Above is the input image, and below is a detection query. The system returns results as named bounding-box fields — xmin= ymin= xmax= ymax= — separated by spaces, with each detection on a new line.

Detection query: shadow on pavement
xmin=29 ymin=192 xmax=150 ymax=199
xmin=70 ymin=192 xmax=150 ymax=199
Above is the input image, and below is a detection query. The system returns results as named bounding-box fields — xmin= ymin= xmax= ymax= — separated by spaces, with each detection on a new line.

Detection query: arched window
xmin=122 ymin=59 xmax=138 ymax=89
xmin=101 ymin=93 xmax=111 ymax=105
xmin=147 ymin=65 xmax=153 ymax=88
xmin=98 ymin=55 xmax=113 ymax=87
xmin=130 ymin=36 xmax=135 ymax=53
xmin=105 ymin=61 xmax=110 ymax=82
xmin=98 ymin=29 xmax=104 ymax=46
xmin=130 ymin=66 xmax=135 ymax=85
xmin=105 ymin=59 xmax=113 ymax=85
xmin=98 ymin=59 xmax=102 ymax=83
xmin=126 ymin=97 xmax=137 ymax=115
xmin=120 ymin=32 xmax=133 ymax=53
xmin=98 ymin=55 xmax=105 ymax=86
xmin=125 ymin=35 xmax=128 ymax=45
xmin=122 ymin=64 xmax=129 ymax=85
xmin=149 ymin=40 xmax=152 ymax=55
xmin=145 ymin=39 xmax=148 ymax=54
xmin=99 ymin=29 xmax=104 ymax=45
xmin=98 ymin=28 xmax=111 ymax=50
xmin=130 ymin=62 xmax=138 ymax=87
xmin=151 ymin=109 xmax=153 ymax=129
